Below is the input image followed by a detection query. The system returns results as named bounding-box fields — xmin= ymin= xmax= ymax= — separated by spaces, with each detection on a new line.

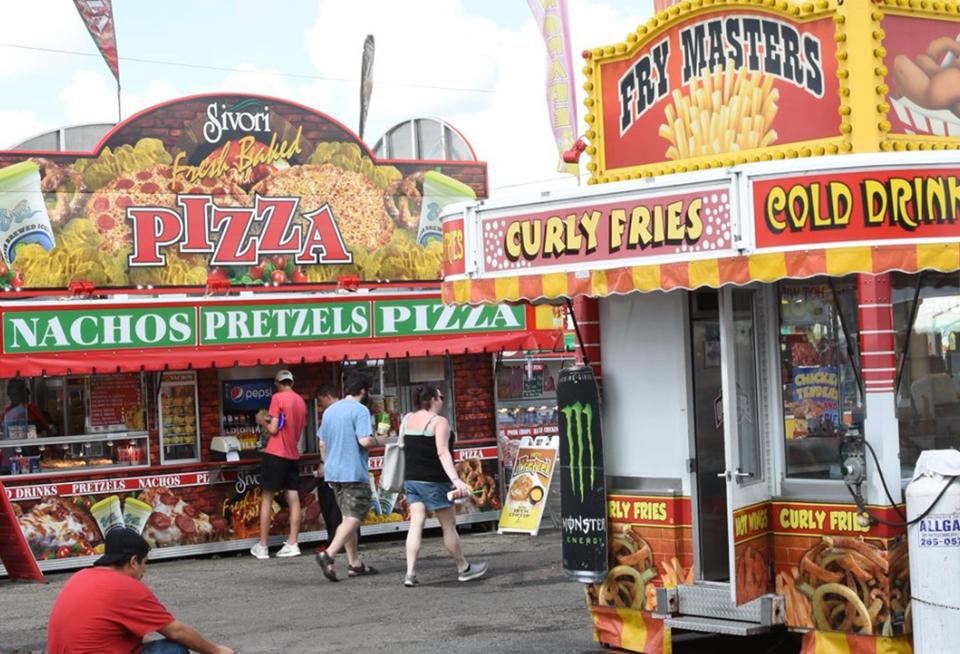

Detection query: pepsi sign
xmin=222 ymin=379 xmax=273 ymax=411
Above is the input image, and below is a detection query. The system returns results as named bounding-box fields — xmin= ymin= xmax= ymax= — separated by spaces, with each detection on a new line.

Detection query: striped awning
xmin=443 ymin=242 xmax=960 ymax=305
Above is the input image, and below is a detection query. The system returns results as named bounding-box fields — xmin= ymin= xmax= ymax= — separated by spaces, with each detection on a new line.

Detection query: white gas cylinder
xmin=906 ymin=449 xmax=960 ymax=654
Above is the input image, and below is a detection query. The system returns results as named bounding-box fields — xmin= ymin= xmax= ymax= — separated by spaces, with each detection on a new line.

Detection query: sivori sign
xmin=1 ymin=298 xmax=528 ymax=353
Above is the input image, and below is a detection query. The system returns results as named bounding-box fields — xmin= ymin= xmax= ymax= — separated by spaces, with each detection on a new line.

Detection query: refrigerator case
xmin=159 ymin=372 xmax=200 ymax=464
xmin=221 ymin=379 xmax=274 ymax=452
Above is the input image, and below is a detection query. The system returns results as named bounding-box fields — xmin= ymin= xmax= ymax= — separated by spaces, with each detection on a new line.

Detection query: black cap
xmin=94 ymin=527 xmax=151 ymax=566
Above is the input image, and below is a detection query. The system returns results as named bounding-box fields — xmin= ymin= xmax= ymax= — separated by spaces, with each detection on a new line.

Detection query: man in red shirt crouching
xmin=47 ymin=528 xmax=234 ymax=654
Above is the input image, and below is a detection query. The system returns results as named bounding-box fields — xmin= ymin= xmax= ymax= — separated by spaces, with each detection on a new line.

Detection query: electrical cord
xmin=846 ymin=471 xmax=958 ymax=529
xmin=861 ymin=438 xmax=908 ymax=522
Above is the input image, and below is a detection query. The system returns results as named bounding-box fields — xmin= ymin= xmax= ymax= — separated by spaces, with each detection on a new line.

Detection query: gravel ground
xmin=0 ymin=526 xmax=800 ymax=653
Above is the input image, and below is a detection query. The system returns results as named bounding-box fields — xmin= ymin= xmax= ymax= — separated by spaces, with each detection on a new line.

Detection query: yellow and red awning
xmin=442 ymin=154 xmax=960 ymax=305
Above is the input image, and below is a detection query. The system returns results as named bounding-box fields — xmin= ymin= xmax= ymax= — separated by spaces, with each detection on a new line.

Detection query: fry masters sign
xmin=585 ymin=4 xmax=840 ymax=178
xmin=0 ymin=94 xmax=484 ymax=291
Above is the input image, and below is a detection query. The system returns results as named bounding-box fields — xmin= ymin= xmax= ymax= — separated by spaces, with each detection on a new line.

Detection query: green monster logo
xmin=561 ymin=401 xmax=595 ymax=501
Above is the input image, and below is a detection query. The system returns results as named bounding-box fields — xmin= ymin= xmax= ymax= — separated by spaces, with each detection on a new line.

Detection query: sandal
xmin=316 ymin=551 xmax=338 ymax=582
xmin=347 ymin=562 xmax=379 ymax=577
xmin=404 ymin=574 xmax=419 ymax=587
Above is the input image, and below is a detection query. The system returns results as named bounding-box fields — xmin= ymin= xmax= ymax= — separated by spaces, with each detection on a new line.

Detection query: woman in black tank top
xmin=401 ymin=385 xmax=488 ymax=587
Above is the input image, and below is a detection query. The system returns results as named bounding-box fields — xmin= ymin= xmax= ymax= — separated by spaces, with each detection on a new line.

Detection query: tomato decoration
xmin=271 ymin=255 xmax=288 ymax=270
xmin=270 ymin=269 xmax=287 ymax=284
xmin=249 ymin=264 xmax=265 ymax=281
xmin=291 ymin=268 xmax=309 ymax=284
xmin=0 ymin=262 xmax=8 ymax=277
xmin=207 ymin=268 xmax=228 ymax=282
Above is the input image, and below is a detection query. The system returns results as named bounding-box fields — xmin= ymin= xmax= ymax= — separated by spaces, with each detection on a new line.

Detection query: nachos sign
xmin=0 ymin=94 xmax=485 ymax=291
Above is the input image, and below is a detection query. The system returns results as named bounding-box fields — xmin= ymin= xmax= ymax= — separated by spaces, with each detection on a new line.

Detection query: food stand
xmin=443 ymin=2 xmax=960 ymax=652
xmin=0 ymin=93 xmax=565 ymax=575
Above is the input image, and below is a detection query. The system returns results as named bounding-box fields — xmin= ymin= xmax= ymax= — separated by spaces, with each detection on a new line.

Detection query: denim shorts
xmin=403 ymin=480 xmax=453 ymax=512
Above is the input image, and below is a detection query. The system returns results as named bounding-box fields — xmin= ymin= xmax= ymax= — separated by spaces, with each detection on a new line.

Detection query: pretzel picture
xmin=659 ymin=61 xmax=779 ymax=160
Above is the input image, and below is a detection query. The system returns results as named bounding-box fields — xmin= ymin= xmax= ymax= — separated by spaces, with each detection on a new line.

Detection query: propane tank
xmin=906 ymin=449 xmax=960 ymax=654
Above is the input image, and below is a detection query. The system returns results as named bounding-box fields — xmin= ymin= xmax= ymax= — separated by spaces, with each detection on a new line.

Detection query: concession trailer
xmin=0 ymin=93 xmax=565 ymax=575
xmin=442 ymin=1 xmax=960 ymax=652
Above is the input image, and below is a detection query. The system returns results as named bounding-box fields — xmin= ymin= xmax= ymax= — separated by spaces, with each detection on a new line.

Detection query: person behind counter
xmin=251 ymin=369 xmax=307 ymax=560
xmin=1 ymin=378 xmax=51 ymax=473
xmin=314 ymin=384 xmax=343 ymax=552
xmin=402 ymin=384 xmax=487 ymax=587
xmin=47 ymin=528 xmax=235 ymax=654
xmin=316 ymin=372 xmax=387 ymax=582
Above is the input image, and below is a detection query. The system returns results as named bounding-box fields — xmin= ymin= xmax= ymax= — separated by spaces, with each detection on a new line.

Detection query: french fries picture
xmin=659 ymin=60 xmax=779 ymax=160
xmin=777 ymin=535 xmax=910 ymax=636
xmin=588 ymin=524 xmax=693 ymax=613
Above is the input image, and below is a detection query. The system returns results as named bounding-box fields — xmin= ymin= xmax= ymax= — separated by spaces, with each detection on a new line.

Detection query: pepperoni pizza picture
xmin=17 ymin=496 xmax=101 ymax=558
xmin=138 ymin=486 xmax=226 ymax=548
xmin=85 ymin=164 xmax=249 ymax=256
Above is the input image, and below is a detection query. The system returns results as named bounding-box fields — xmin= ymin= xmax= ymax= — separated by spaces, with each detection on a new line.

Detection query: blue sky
xmin=1 ymin=0 xmax=654 ymax=195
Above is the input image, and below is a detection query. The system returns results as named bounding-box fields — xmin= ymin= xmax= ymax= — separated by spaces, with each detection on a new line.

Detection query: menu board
xmin=523 ymin=367 xmax=545 ymax=398
xmin=88 ymin=374 xmax=144 ymax=431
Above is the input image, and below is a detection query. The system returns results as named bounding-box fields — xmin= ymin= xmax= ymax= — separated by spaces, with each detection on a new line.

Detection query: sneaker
xmin=458 ymin=561 xmax=488 ymax=582
xmin=276 ymin=542 xmax=301 ymax=558
xmin=404 ymin=574 xmax=419 ymax=588
xmin=250 ymin=542 xmax=269 ymax=560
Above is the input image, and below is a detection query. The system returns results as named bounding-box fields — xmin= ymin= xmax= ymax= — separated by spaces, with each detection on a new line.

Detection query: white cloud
xmin=58 ymin=70 xmax=178 ymax=126
xmin=0 ymin=109 xmax=53 ymax=149
xmin=0 ymin=0 xmax=94 ymax=80
xmin=302 ymin=0 xmax=651 ymax=197
xmin=218 ymin=64 xmax=333 ymax=113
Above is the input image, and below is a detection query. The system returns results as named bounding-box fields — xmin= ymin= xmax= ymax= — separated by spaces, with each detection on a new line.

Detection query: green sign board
xmin=2 ymin=299 xmax=528 ymax=353
xmin=3 ymin=307 xmax=197 ymax=353
xmin=200 ymin=302 xmax=372 ymax=345
xmin=373 ymin=300 xmax=526 ymax=337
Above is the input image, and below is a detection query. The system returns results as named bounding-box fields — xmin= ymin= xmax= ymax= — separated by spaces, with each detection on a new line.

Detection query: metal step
xmin=664 ymin=616 xmax=771 ymax=637
xmin=675 ymin=583 xmax=778 ymax=623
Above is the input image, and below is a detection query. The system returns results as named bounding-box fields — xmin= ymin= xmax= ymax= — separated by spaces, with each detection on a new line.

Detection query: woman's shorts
xmin=403 ymin=480 xmax=453 ymax=512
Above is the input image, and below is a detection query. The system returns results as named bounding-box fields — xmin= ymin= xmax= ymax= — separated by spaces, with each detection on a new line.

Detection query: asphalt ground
xmin=0 ymin=526 xmax=801 ymax=654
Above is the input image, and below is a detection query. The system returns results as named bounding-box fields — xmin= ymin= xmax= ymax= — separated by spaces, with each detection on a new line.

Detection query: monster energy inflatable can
xmin=557 ymin=364 xmax=608 ymax=583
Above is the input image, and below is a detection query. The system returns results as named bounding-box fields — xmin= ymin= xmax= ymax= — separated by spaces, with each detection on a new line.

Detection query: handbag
xmin=379 ymin=415 xmax=407 ymax=493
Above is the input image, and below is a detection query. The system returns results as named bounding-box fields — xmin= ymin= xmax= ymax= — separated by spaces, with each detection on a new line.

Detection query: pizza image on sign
xmin=0 ymin=94 xmax=484 ymax=291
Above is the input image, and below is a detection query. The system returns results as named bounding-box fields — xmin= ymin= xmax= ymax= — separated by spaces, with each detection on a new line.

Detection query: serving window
xmin=893 ymin=271 xmax=960 ymax=478
xmin=778 ymin=278 xmax=863 ymax=480
xmin=1 ymin=374 xmax=149 ymax=476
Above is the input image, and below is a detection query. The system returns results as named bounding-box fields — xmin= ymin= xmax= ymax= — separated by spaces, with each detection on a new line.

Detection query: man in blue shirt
xmin=316 ymin=373 xmax=388 ymax=581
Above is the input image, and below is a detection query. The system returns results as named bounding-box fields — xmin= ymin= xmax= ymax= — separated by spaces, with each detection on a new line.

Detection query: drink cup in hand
xmin=377 ymin=420 xmax=390 ymax=435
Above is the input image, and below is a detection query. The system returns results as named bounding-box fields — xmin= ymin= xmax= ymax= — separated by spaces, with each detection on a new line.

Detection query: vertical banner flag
xmin=526 ymin=0 xmax=579 ymax=175
xmin=72 ymin=0 xmax=120 ymax=82
xmin=558 ymin=364 xmax=608 ymax=582
xmin=359 ymin=35 xmax=376 ymax=141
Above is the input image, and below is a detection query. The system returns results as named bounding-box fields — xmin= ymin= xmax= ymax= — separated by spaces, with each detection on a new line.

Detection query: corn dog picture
xmin=883 ymin=15 xmax=960 ymax=136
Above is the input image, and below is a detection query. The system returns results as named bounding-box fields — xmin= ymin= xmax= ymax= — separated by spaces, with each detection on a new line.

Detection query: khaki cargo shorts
xmin=328 ymin=482 xmax=372 ymax=521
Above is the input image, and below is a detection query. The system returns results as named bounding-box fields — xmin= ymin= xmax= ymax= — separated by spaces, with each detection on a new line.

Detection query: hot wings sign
xmin=585 ymin=5 xmax=841 ymax=179
xmin=0 ymin=94 xmax=484 ymax=292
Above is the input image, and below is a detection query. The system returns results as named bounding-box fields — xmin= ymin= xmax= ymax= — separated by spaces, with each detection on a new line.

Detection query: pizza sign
xmin=128 ymin=197 xmax=351 ymax=267
xmin=588 ymin=6 xmax=840 ymax=177
xmin=0 ymin=94 xmax=484 ymax=291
